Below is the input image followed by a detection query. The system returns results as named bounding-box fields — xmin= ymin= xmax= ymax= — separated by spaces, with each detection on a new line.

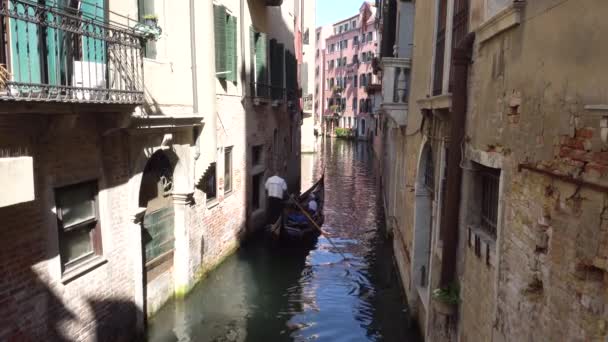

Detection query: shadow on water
xmin=147 ymin=138 xmax=421 ymax=342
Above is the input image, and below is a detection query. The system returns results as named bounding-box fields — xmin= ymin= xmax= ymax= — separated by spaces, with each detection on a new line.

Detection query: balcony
xmin=0 ymin=1 xmax=144 ymax=105
xmin=250 ymin=83 xmax=299 ymax=107
xmin=380 ymin=57 xmax=410 ymax=126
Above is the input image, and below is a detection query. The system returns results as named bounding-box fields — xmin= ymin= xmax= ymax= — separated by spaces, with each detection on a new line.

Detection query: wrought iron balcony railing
xmin=250 ymin=82 xmax=300 ymax=106
xmin=0 ymin=0 xmax=144 ymax=104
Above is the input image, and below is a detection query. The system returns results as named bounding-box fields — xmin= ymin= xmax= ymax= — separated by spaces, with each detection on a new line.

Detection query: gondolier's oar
xmin=289 ymin=195 xmax=350 ymax=262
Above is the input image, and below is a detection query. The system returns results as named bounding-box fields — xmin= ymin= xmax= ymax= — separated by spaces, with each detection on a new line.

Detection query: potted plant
xmin=431 ymin=282 xmax=460 ymax=316
xmin=143 ymin=14 xmax=158 ymax=27
xmin=134 ymin=15 xmax=162 ymax=41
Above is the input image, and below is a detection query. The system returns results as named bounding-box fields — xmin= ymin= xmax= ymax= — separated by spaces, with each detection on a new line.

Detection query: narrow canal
xmin=147 ymin=139 xmax=420 ymax=342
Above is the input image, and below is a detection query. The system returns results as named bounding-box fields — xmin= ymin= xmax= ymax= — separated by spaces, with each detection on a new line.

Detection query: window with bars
xmin=449 ymin=0 xmax=469 ymax=92
xmin=424 ymin=147 xmax=434 ymax=190
xmin=224 ymin=147 xmax=233 ymax=194
xmin=432 ymin=0 xmax=448 ymax=96
xmin=479 ymin=165 xmax=500 ymax=237
xmin=55 ymin=181 xmax=102 ymax=272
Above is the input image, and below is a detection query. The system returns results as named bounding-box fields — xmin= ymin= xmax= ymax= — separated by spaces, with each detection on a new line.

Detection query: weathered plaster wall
xmin=459 ymin=0 xmax=608 ymax=340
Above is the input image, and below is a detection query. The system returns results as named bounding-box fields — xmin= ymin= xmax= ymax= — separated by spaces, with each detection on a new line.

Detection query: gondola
xmin=267 ymin=174 xmax=325 ymax=245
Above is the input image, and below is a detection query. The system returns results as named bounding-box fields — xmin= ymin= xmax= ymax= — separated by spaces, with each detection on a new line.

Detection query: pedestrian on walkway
xmin=265 ymin=173 xmax=288 ymax=223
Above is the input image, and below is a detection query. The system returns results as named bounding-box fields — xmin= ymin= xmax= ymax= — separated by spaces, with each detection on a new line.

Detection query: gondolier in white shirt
xmin=265 ymin=173 xmax=288 ymax=223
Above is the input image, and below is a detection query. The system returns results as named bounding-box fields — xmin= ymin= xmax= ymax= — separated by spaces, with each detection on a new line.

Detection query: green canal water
xmin=147 ymin=139 xmax=420 ymax=342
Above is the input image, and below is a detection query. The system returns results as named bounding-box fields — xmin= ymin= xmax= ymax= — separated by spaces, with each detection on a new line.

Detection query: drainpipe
xmin=439 ymin=32 xmax=475 ymax=286
xmin=189 ymin=0 xmax=198 ymax=114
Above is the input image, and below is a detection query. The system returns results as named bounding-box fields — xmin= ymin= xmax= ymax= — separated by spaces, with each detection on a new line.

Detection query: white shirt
xmin=265 ymin=175 xmax=287 ymax=199
xmin=308 ymin=200 xmax=318 ymax=212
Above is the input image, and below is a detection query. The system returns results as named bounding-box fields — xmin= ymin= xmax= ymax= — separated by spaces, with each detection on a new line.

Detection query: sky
xmin=316 ymin=0 xmax=364 ymax=27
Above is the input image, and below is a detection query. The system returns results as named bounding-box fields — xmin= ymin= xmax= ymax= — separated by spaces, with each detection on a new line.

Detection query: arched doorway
xmin=138 ymin=150 xmax=177 ymax=315
xmin=412 ymin=143 xmax=434 ymax=290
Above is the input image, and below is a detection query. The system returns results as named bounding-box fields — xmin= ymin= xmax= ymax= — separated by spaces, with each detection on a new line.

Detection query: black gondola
xmin=267 ymin=174 xmax=325 ymax=245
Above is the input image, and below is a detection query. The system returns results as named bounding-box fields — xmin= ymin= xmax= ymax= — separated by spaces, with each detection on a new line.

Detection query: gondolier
xmin=265 ymin=173 xmax=288 ymax=223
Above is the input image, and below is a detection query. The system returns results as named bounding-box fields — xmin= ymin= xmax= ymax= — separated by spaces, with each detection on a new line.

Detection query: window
xmin=360 ymin=73 xmax=367 ymax=87
xmin=361 ymin=34 xmax=366 ymax=43
xmin=316 ymin=49 xmax=319 ymax=58
xmin=329 ymin=60 xmax=334 ymax=69
xmin=480 ymin=165 xmax=500 ymax=237
xmin=252 ymin=145 xmax=263 ymax=166
xmin=354 ymin=36 xmax=359 ymax=45
xmin=344 ymin=40 xmax=348 ymax=49
xmin=250 ymin=27 xmax=268 ymax=97
xmin=214 ymin=6 xmax=238 ymax=83
xmin=345 ymin=23 xmax=349 ymax=31
xmin=353 ymin=97 xmax=358 ymax=111
xmin=353 ymin=75 xmax=358 ymax=87
xmin=343 ymin=57 xmax=347 ymax=66
xmin=269 ymin=39 xmax=285 ymax=100
xmin=315 ymin=66 xmax=319 ymax=76
xmin=316 ymin=32 xmax=320 ymax=41
xmin=224 ymin=147 xmax=233 ymax=194
xmin=329 ymin=78 xmax=334 ymax=87
xmin=367 ymin=72 xmax=372 ymax=84
xmin=252 ymin=174 xmax=262 ymax=211
xmin=203 ymin=163 xmax=217 ymax=202
xmin=55 ymin=181 xmax=101 ymax=272
xmin=352 ymin=20 xmax=357 ymax=29
xmin=367 ymin=32 xmax=373 ymax=42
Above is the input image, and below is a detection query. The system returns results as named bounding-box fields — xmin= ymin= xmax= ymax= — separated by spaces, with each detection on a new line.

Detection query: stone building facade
xmin=317 ymin=2 xmax=379 ymax=140
xmin=0 ymin=0 xmax=303 ymax=340
xmin=377 ymin=0 xmax=608 ymax=340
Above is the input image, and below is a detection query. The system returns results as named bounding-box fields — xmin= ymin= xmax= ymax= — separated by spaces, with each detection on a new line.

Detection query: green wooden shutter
xmin=214 ymin=5 xmax=227 ymax=78
xmin=81 ymin=0 xmax=105 ymax=63
xmin=225 ymin=15 xmax=237 ymax=83
xmin=249 ymin=27 xmax=255 ymax=95
xmin=255 ymin=32 xmax=267 ymax=97
xmin=269 ymin=38 xmax=277 ymax=99
xmin=10 ymin=2 xmax=41 ymax=83
xmin=277 ymin=43 xmax=284 ymax=92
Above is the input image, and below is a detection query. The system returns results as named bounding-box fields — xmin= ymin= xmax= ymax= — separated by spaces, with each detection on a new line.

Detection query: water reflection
xmin=147 ymin=139 xmax=420 ymax=342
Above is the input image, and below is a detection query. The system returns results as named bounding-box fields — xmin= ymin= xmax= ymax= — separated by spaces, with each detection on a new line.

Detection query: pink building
xmin=315 ymin=2 xmax=379 ymax=139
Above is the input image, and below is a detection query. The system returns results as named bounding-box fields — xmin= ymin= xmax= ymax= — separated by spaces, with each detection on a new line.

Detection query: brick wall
xmin=0 ymin=115 xmax=139 ymax=341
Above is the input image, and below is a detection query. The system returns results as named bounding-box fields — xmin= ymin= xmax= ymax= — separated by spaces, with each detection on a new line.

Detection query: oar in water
xmin=289 ymin=195 xmax=350 ymax=263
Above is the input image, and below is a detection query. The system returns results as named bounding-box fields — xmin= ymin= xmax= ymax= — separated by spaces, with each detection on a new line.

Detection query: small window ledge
xmin=417 ymin=93 xmax=452 ymax=111
xmin=61 ymin=256 xmax=108 ymax=284
xmin=477 ymin=2 xmax=525 ymax=44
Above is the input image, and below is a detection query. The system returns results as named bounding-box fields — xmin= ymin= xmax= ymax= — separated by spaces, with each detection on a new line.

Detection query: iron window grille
xmin=479 ymin=165 xmax=500 ymax=237
xmin=424 ymin=147 xmax=434 ymax=190
xmin=224 ymin=147 xmax=233 ymax=194
xmin=0 ymin=0 xmax=144 ymax=104
xmin=432 ymin=0 xmax=448 ymax=96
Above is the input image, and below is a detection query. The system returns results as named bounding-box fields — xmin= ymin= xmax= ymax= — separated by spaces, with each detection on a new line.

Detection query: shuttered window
xmin=270 ymin=39 xmax=285 ymax=100
xmin=214 ymin=5 xmax=227 ymax=77
xmin=214 ymin=6 xmax=237 ymax=83
xmin=250 ymin=27 xmax=269 ymax=97
xmin=226 ymin=16 xmax=237 ymax=83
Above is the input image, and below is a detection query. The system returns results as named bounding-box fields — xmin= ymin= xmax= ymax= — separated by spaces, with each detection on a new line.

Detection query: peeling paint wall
xmin=459 ymin=0 xmax=608 ymax=340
